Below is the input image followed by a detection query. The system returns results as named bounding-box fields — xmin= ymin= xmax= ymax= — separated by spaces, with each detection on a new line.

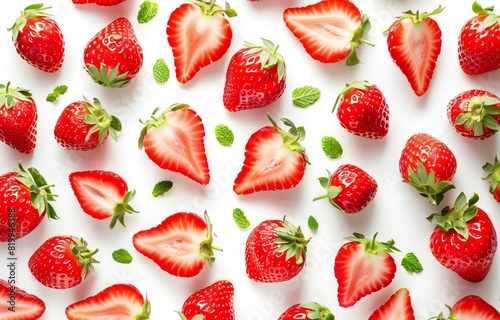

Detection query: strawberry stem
xmin=136 ymin=293 xmax=152 ymax=320
xmin=109 ymin=190 xmax=139 ymax=229
xmin=199 ymin=211 xmax=223 ymax=263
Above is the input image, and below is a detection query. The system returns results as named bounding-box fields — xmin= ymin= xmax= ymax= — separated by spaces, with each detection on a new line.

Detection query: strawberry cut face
xmin=0 ymin=279 xmax=46 ymax=320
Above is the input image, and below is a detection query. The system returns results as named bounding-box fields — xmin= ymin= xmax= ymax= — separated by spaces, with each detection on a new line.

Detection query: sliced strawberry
xmin=69 ymin=170 xmax=138 ymax=229
xmin=0 ymin=278 xmax=45 ymax=320
xmin=368 ymin=288 xmax=415 ymax=320
xmin=139 ymin=104 xmax=210 ymax=185
xmin=133 ymin=211 xmax=221 ymax=277
xmin=451 ymin=295 xmax=500 ymax=320
xmin=72 ymin=0 xmax=127 ymax=5
xmin=65 ymin=283 xmax=150 ymax=319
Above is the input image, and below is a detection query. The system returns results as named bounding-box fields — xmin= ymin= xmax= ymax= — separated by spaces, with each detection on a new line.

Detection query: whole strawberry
xmin=399 ymin=133 xmax=457 ymax=205
xmin=28 ymin=235 xmax=98 ymax=289
xmin=83 ymin=17 xmax=143 ymax=88
xmin=314 ymin=164 xmax=378 ymax=214
xmin=9 ymin=4 xmax=64 ymax=72
xmin=458 ymin=2 xmax=500 ymax=75
xmin=447 ymin=89 xmax=500 ymax=139
xmin=245 ymin=217 xmax=310 ymax=283
xmin=333 ymin=80 xmax=389 ymax=139
xmin=0 ymin=82 xmax=37 ymax=154
xmin=72 ymin=0 xmax=127 ymax=5
xmin=0 ymin=163 xmax=57 ymax=242
xmin=54 ymin=97 xmax=121 ymax=151
xmin=278 ymin=302 xmax=334 ymax=320
xmin=428 ymin=193 xmax=497 ymax=283
xmin=223 ymin=39 xmax=286 ymax=112
xmin=483 ymin=156 xmax=500 ymax=202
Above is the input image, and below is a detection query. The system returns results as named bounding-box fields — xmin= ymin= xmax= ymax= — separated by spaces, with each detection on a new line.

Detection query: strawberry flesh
xmin=368 ymin=288 xmax=415 ymax=320
xmin=0 ymin=279 xmax=45 ymax=320
xmin=452 ymin=295 xmax=500 ymax=320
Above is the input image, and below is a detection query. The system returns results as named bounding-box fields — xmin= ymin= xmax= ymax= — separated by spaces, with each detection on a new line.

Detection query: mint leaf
xmin=152 ymin=180 xmax=173 ymax=197
xmin=153 ymin=58 xmax=170 ymax=84
xmin=401 ymin=252 xmax=423 ymax=273
xmin=308 ymin=215 xmax=318 ymax=231
xmin=292 ymin=86 xmax=321 ymax=108
xmin=322 ymin=136 xmax=343 ymax=159
xmin=215 ymin=124 xmax=234 ymax=146
xmin=233 ymin=208 xmax=250 ymax=229
xmin=46 ymin=85 xmax=68 ymax=102
xmin=112 ymin=249 xmax=133 ymax=264
xmin=137 ymin=0 xmax=158 ymax=24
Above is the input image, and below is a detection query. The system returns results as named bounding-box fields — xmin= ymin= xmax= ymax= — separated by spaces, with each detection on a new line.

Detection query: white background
xmin=1 ymin=0 xmax=499 ymax=319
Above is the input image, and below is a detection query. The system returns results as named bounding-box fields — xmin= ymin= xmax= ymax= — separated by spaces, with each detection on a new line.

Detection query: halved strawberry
xmin=0 ymin=278 xmax=45 ymax=320
xmin=69 ymin=170 xmax=138 ymax=229
xmin=139 ymin=104 xmax=210 ymax=185
xmin=283 ymin=0 xmax=372 ymax=65
xmin=133 ymin=211 xmax=222 ymax=277
xmin=72 ymin=0 xmax=127 ymax=5
xmin=65 ymin=283 xmax=150 ymax=320
xmin=368 ymin=288 xmax=415 ymax=320
xmin=434 ymin=295 xmax=500 ymax=320
xmin=167 ymin=0 xmax=237 ymax=83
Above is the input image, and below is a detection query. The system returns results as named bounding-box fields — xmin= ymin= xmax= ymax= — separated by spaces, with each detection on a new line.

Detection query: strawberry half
xmin=368 ymin=288 xmax=415 ymax=320
xmin=139 ymin=104 xmax=210 ymax=185
xmin=233 ymin=115 xmax=308 ymax=195
xmin=385 ymin=6 xmax=444 ymax=96
xmin=167 ymin=0 xmax=237 ymax=83
xmin=283 ymin=0 xmax=372 ymax=65
xmin=483 ymin=156 xmax=500 ymax=202
xmin=448 ymin=295 xmax=500 ymax=319
xmin=278 ymin=302 xmax=334 ymax=320
xmin=177 ymin=280 xmax=235 ymax=319
xmin=133 ymin=211 xmax=221 ymax=278
xmin=72 ymin=0 xmax=127 ymax=5
xmin=0 ymin=278 xmax=45 ymax=319
xmin=69 ymin=170 xmax=138 ymax=229
xmin=334 ymin=233 xmax=398 ymax=308
xmin=65 ymin=283 xmax=151 ymax=320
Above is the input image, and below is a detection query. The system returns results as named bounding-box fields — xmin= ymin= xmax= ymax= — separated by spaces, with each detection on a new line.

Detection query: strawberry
xmin=0 ymin=82 xmax=37 ymax=154
xmin=223 ymin=38 xmax=286 ymax=112
xmin=72 ymin=0 xmax=127 ymax=5
xmin=483 ymin=156 xmax=500 ymax=202
xmin=368 ymin=288 xmax=415 ymax=320
xmin=8 ymin=4 xmax=64 ymax=73
xmin=0 ymin=278 xmax=45 ymax=319
xmin=385 ymin=6 xmax=444 ymax=96
xmin=428 ymin=192 xmax=497 ymax=283
xmin=233 ymin=115 xmax=308 ymax=195
xmin=54 ymin=97 xmax=122 ymax=151
xmin=278 ymin=302 xmax=334 ymax=320
xmin=28 ymin=235 xmax=98 ymax=289
xmin=434 ymin=295 xmax=500 ymax=320
xmin=138 ymin=104 xmax=210 ymax=185
xmin=314 ymin=164 xmax=378 ymax=214
xmin=83 ymin=17 xmax=143 ymax=88
xmin=334 ymin=233 xmax=398 ymax=308
xmin=0 ymin=163 xmax=57 ymax=242
xmin=65 ymin=283 xmax=151 ymax=320
xmin=399 ymin=133 xmax=457 ymax=205
xmin=167 ymin=0 xmax=237 ymax=83
xmin=447 ymin=89 xmax=500 ymax=139
xmin=283 ymin=0 xmax=372 ymax=65
xmin=177 ymin=280 xmax=235 ymax=320
xmin=69 ymin=170 xmax=138 ymax=229
xmin=133 ymin=211 xmax=221 ymax=278
xmin=245 ymin=217 xmax=310 ymax=283
xmin=458 ymin=2 xmax=500 ymax=75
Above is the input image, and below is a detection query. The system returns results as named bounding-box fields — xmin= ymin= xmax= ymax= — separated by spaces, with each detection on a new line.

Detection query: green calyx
xmin=14 ymin=162 xmax=58 ymax=220
xmin=430 ymin=305 xmax=459 ymax=320
xmin=384 ymin=6 xmax=445 ymax=33
xmin=244 ymin=38 xmax=286 ymax=82
xmin=86 ymin=64 xmax=130 ymax=88
xmin=8 ymin=3 xmax=52 ymax=44
xmin=274 ymin=217 xmax=310 ymax=265
xmin=454 ymin=94 xmax=500 ymax=136
xmin=267 ymin=113 xmax=309 ymax=163
xmin=70 ymin=236 xmax=99 ymax=280
xmin=192 ymin=0 xmax=237 ymax=17
xmin=332 ymin=80 xmax=374 ymax=112
xmin=472 ymin=1 xmax=500 ymax=29
xmin=82 ymin=96 xmax=122 ymax=144
xmin=299 ymin=302 xmax=335 ymax=320
xmin=136 ymin=293 xmax=152 ymax=320
xmin=109 ymin=190 xmax=139 ymax=229
xmin=313 ymin=170 xmax=343 ymax=211
xmin=0 ymin=82 xmax=32 ymax=108
xmin=427 ymin=192 xmax=479 ymax=239
xmin=177 ymin=312 xmax=204 ymax=320
xmin=482 ymin=156 xmax=500 ymax=195
xmin=345 ymin=232 xmax=400 ymax=255
xmin=405 ymin=162 xmax=455 ymax=205
xmin=347 ymin=14 xmax=374 ymax=66
xmin=199 ymin=211 xmax=223 ymax=264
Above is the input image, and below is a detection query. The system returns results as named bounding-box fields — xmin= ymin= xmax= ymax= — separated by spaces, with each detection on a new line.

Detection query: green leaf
xmin=292 ymin=86 xmax=321 ymax=108
xmin=322 ymin=136 xmax=343 ymax=159
xmin=307 ymin=215 xmax=318 ymax=231
xmin=232 ymin=208 xmax=250 ymax=229
xmin=215 ymin=124 xmax=234 ymax=146
xmin=46 ymin=85 xmax=68 ymax=102
xmin=401 ymin=252 xmax=423 ymax=273
xmin=137 ymin=0 xmax=158 ymax=24
xmin=153 ymin=58 xmax=170 ymax=84
xmin=112 ymin=249 xmax=133 ymax=264
xmin=152 ymin=180 xmax=173 ymax=197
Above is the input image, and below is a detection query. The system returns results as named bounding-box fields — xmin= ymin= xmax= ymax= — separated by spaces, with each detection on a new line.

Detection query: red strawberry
xmin=483 ymin=156 xmax=500 ymax=202
xmin=223 ymin=39 xmax=286 ymax=112
xmin=28 ymin=235 xmax=98 ymax=289
xmin=245 ymin=217 xmax=310 ymax=283
xmin=0 ymin=163 xmax=57 ymax=242
xmin=428 ymin=193 xmax=497 ymax=283
xmin=458 ymin=2 xmax=500 ymax=75
xmin=72 ymin=0 xmax=127 ymax=5
xmin=133 ymin=211 xmax=221 ymax=278
xmin=177 ymin=280 xmax=235 ymax=320
xmin=0 ymin=82 xmax=37 ymax=154
xmin=447 ymin=89 xmax=500 ymax=139
xmin=334 ymin=233 xmax=398 ymax=308
xmin=83 ymin=17 xmax=143 ymax=88
xmin=65 ymin=283 xmax=151 ymax=320
xmin=399 ymin=133 xmax=457 ymax=205
xmin=333 ymin=80 xmax=389 ymax=139
xmin=0 ymin=278 xmax=45 ymax=319
xmin=385 ymin=6 xmax=444 ymax=96
xmin=233 ymin=115 xmax=308 ymax=195
xmin=314 ymin=164 xmax=378 ymax=214
xmin=8 ymin=4 xmax=64 ymax=73
xmin=283 ymin=0 xmax=372 ymax=65
xmin=368 ymin=288 xmax=415 ymax=320
xmin=439 ymin=295 xmax=500 ymax=320
xmin=69 ymin=170 xmax=138 ymax=229
xmin=167 ymin=0 xmax=237 ymax=83
xmin=54 ymin=97 xmax=122 ymax=151
xmin=139 ymin=104 xmax=210 ymax=185
xmin=278 ymin=302 xmax=334 ymax=320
